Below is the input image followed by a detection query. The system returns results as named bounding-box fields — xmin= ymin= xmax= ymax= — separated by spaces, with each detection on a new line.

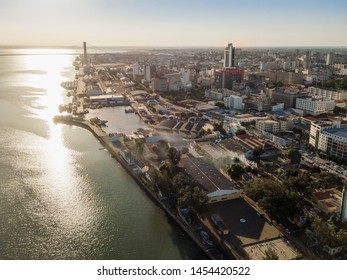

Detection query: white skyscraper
xmin=223 ymin=43 xmax=235 ymax=68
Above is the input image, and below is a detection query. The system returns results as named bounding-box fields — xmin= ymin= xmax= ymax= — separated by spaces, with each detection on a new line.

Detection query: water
xmin=0 ymin=49 xmax=202 ymax=259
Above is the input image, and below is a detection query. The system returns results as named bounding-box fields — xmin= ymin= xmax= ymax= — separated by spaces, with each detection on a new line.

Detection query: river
xmin=0 ymin=48 xmax=202 ymax=259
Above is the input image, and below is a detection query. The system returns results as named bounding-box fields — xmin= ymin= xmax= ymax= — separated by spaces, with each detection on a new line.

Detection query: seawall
xmin=53 ymin=116 xmax=216 ymax=260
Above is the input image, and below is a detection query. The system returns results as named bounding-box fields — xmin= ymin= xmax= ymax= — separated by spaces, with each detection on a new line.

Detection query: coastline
xmin=53 ymin=115 xmax=217 ymax=260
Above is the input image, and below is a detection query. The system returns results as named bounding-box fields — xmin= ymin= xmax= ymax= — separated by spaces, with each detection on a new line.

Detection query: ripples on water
xmin=0 ymin=49 xmax=202 ymax=260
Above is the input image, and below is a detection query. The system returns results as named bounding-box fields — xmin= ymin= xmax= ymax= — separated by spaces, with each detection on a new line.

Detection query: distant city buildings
xmin=256 ymin=118 xmax=293 ymax=134
xmin=309 ymin=87 xmax=347 ymax=100
xmin=272 ymin=88 xmax=307 ymax=109
xmin=296 ymin=97 xmax=335 ymax=116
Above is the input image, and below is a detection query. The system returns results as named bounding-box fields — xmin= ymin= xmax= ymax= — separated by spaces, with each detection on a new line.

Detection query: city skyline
xmin=1 ymin=0 xmax=347 ymax=47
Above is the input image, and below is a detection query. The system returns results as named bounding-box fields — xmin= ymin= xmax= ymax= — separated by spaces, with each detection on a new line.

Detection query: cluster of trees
xmin=323 ymin=76 xmax=347 ymax=91
xmin=278 ymin=168 xmax=343 ymax=195
xmin=212 ymin=122 xmax=226 ymax=135
xmin=227 ymin=163 xmax=245 ymax=181
xmin=151 ymin=147 xmax=207 ymax=212
xmin=310 ymin=216 xmax=347 ymax=248
xmin=172 ymin=173 xmax=207 ymax=211
xmin=285 ymin=147 xmax=302 ymax=164
xmin=245 ymin=179 xmax=301 ymax=222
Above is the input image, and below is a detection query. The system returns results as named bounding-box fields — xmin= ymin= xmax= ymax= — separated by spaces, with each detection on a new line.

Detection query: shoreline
xmin=53 ymin=115 xmax=217 ymax=260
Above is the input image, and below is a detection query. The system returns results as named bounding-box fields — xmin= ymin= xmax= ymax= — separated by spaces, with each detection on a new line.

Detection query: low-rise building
xmin=225 ymin=95 xmax=243 ymax=110
xmin=296 ymin=97 xmax=335 ymax=116
xmin=256 ymin=118 xmax=293 ymax=134
xmin=309 ymin=87 xmax=347 ymax=100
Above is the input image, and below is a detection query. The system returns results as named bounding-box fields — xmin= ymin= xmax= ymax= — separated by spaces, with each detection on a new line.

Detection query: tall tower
xmin=341 ymin=187 xmax=347 ymax=224
xmin=83 ymin=42 xmax=87 ymax=64
xmin=304 ymin=50 xmax=310 ymax=69
xmin=326 ymin=52 xmax=335 ymax=66
xmin=223 ymin=43 xmax=235 ymax=68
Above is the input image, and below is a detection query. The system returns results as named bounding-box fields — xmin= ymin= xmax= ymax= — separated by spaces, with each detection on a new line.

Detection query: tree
xmin=235 ymin=129 xmax=246 ymax=136
xmin=227 ymin=164 xmax=245 ymax=181
xmin=172 ymin=173 xmax=207 ymax=212
xmin=212 ymin=122 xmax=226 ymax=135
xmin=181 ymin=147 xmax=189 ymax=154
xmin=283 ymin=172 xmax=313 ymax=196
xmin=285 ymin=148 xmax=301 ymax=164
xmin=245 ymin=179 xmax=301 ymax=222
xmin=134 ymin=138 xmax=144 ymax=155
xmin=168 ymin=147 xmax=181 ymax=166
xmin=167 ymin=147 xmax=181 ymax=177
xmin=252 ymin=147 xmax=264 ymax=159
xmin=315 ymin=172 xmax=343 ymax=189
xmin=263 ymin=248 xmax=279 ymax=260
xmin=311 ymin=165 xmax=321 ymax=174
xmin=177 ymin=186 xmax=208 ymax=212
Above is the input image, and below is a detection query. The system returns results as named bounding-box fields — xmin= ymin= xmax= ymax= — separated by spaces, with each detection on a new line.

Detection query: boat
xmin=125 ymin=107 xmax=135 ymax=113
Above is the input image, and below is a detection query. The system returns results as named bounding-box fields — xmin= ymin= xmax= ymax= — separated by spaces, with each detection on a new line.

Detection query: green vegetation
xmin=285 ymin=147 xmax=302 ymax=164
xmin=235 ymin=129 xmax=246 ymax=136
xmin=323 ymin=76 xmax=347 ymax=91
xmin=212 ymin=122 xmax=226 ymax=135
xmin=245 ymin=179 xmax=301 ymax=222
xmin=167 ymin=147 xmax=181 ymax=175
xmin=174 ymin=174 xmax=207 ymax=211
xmin=313 ymin=172 xmax=344 ymax=189
xmin=227 ymin=163 xmax=245 ymax=181
xmin=282 ymin=172 xmax=313 ymax=197
xmin=252 ymin=147 xmax=263 ymax=159
xmin=333 ymin=106 xmax=347 ymax=115
xmin=263 ymin=248 xmax=279 ymax=260
xmin=310 ymin=216 xmax=347 ymax=248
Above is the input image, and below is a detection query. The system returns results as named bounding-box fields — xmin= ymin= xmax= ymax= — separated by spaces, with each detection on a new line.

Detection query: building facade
xmin=309 ymin=87 xmax=347 ymax=100
xmin=223 ymin=43 xmax=235 ymax=68
xmin=309 ymin=119 xmax=347 ymax=160
xmin=296 ymin=97 xmax=335 ymax=116
xmin=225 ymin=95 xmax=243 ymax=110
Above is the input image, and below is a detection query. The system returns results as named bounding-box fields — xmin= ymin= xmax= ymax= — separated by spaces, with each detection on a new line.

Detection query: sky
xmin=1 ymin=0 xmax=347 ymax=47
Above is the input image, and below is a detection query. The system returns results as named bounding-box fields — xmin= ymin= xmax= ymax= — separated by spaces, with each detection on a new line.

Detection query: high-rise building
xmin=304 ymin=50 xmax=310 ymax=69
xmin=214 ymin=68 xmax=244 ymax=89
xmin=144 ymin=65 xmax=156 ymax=82
xmin=223 ymin=43 xmax=235 ymax=68
xmin=326 ymin=52 xmax=335 ymax=66
xmin=341 ymin=187 xmax=347 ymax=224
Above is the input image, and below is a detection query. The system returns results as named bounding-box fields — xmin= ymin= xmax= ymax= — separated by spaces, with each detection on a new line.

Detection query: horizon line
xmin=1 ymin=44 xmax=347 ymax=49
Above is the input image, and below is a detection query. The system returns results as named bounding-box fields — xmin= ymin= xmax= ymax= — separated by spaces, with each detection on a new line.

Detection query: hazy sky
xmin=1 ymin=0 xmax=347 ymax=47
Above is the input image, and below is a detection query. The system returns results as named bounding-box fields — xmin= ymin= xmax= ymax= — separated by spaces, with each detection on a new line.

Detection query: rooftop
xmin=322 ymin=127 xmax=347 ymax=138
